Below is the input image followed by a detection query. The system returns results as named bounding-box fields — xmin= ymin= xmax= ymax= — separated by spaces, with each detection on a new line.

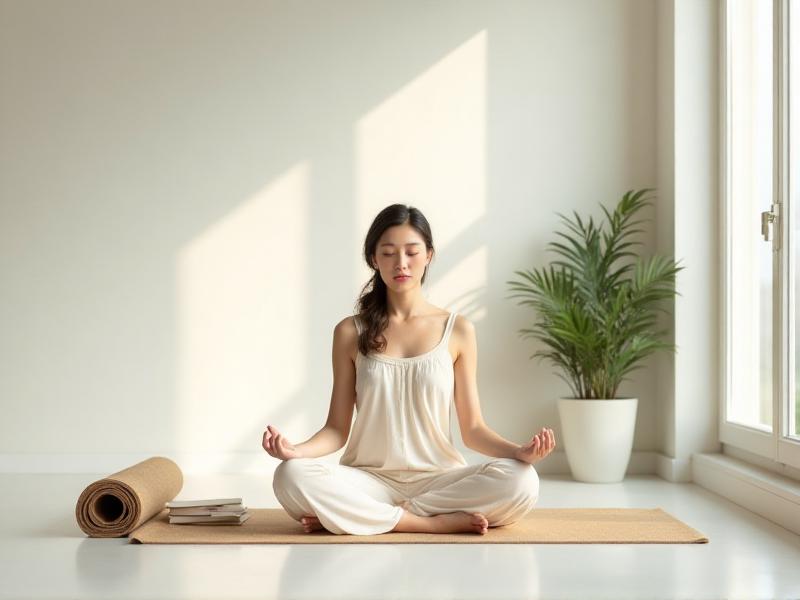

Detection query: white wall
xmin=655 ymin=0 xmax=722 ymax=482
xmin=0 ymin=0 xmax=663 ymax=474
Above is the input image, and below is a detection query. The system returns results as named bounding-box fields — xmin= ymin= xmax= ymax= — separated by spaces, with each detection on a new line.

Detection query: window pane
xmin=728 ymin=0 xmax=773 ymax=430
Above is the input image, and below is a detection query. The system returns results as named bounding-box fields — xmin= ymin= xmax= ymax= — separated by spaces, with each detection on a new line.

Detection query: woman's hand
xmin=262 ymin=425 xmax=304 ymax=461
xmin=514 ymin=427 xmax=555 ymax=465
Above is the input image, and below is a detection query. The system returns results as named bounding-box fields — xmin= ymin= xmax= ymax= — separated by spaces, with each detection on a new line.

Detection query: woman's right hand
xmin=262 ymin=425 xmax=304 ymax=460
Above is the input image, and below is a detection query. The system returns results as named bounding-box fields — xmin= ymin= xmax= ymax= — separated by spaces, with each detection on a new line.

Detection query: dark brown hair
xmin=354 ymin=204 xmax=434 ymax=355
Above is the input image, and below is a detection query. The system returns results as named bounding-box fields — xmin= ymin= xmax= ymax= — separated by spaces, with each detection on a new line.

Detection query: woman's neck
xmin=385 ymin=290 xmax=431 ymax=322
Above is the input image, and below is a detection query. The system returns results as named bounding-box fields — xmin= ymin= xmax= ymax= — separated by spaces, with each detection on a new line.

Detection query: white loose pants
xmin=272 ymin=457 xmax=540 ymax=536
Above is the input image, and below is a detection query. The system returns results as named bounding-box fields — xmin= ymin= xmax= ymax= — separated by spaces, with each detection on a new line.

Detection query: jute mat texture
xmin=129 ymin=507 xmax=709 ymax=544
xmin=73 ymin=456 xmax=708 ymax=544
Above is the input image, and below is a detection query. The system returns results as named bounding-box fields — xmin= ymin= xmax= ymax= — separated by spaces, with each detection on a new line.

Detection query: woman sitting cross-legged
xmin=263 ymin=204 xmax=555 ymax=536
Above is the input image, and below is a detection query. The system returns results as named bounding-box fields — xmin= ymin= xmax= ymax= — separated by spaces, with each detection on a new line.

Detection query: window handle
xmin=761 ymin=204 xmax=780 ymax=245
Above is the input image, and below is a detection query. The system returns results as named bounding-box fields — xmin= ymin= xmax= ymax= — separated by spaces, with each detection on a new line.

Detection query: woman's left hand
xmin=514 ymin=427 xmax=556 ymax=464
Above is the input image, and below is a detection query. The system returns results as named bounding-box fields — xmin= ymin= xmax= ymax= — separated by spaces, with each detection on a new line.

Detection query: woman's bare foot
xmin=392 ymin=506 xmax=489 ymax=535
xmin=300 ymin=515 xmax=325 ymax=533
xmin=432 ymin=511 xmax=489 ymax=535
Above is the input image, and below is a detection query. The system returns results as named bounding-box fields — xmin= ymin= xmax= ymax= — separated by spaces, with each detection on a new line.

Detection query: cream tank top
xmin=338 ymin=311 xmax=469 ymax=482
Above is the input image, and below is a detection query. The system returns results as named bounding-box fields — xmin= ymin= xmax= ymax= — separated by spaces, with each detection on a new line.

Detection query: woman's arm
xmin=294 ymin=317 xmax=357 ymax=459
xmin=294 ymin=426 xmax=347 ymax=459
xmin=452 ymin=316 xmax=517 ymax=457
xmin=453 ymin=316 xmax=555 ymax=461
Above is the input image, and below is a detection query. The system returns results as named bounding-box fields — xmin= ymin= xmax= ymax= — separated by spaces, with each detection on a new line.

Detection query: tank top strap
xmin=353 ymin=314 xmax=363 ymax=335
xmin=442 ymin=311 xmax=457 ymax=343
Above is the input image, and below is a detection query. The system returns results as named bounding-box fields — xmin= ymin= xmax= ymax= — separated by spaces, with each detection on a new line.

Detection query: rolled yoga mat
xmin=75 ymin=456 xmax=183 ymax=538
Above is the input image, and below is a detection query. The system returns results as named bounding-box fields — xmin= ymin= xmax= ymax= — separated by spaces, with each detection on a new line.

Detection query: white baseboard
xmin=0 ymin=449 xmax=664 ymax=476
xmin=692 ymin=452 xmax=800 ymax=536
xmin=656 ymin=454 xmax=693 ymax=482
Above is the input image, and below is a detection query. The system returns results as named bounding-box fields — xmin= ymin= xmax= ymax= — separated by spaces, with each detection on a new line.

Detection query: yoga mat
xmin=75 ymin=456 xmax=183 ymax=538
xmin=130 ymin=507 xmax=709 ymax=544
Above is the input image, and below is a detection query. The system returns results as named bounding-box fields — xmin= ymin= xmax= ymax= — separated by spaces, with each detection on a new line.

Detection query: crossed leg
xmin=273 ymin=458 xmax=405 ymax=535
xmin=390 ymin=458 xmax=540 ymax=528
xmin=273 ymin=457 xmax=538 ymax=536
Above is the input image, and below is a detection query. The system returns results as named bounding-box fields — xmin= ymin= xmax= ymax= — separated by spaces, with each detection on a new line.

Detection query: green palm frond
xmin=505 ymin=188 xmax=684 ymax=399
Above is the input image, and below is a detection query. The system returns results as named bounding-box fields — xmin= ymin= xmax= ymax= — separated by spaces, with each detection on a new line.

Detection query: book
xmin=169 ymin=512 xmax=252 ymax=525
xmin=165 ymin=497 xmax=251 ymax=525
xmin=165 ymin=497 xmax=242 ymax=509
xmin=168 ymin=504 xmax=246 ymax=516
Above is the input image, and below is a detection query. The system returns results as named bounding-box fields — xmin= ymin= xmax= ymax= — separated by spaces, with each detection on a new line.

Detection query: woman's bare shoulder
xmin=451 ymin=314 xmax=476 ymax=361
xmin=333 ymin=315 xmax=360 ymax=362
xmin=334 ymin=314 xmax=359 ymax=332
xmin=452 ymin=313 xmax=475 ymax=333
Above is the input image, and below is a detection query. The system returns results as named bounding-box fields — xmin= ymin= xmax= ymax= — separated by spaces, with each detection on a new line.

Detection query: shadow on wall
xmin=0 ymin=1 xmax=657 ymax=464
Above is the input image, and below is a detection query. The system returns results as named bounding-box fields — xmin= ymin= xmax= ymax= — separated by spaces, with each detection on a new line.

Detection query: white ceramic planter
xmin=556 ymin=397 xmax=638 ymax=483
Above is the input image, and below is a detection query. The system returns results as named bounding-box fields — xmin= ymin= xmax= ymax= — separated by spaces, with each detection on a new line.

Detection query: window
xmin=722 ymin=0 xmax=800 ymax=468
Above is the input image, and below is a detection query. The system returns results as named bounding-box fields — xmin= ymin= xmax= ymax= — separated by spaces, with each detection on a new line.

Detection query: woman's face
xmin=372 ymin=224 xmax=432 ymax=289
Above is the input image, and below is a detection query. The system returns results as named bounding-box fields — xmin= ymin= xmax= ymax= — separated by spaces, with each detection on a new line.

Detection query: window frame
xmin=720 ymin=0 xmax=800 ymax=470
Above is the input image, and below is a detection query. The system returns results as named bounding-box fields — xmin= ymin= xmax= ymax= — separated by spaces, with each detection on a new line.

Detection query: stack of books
xmin=165 ymin=497 xmax=251 ymax=525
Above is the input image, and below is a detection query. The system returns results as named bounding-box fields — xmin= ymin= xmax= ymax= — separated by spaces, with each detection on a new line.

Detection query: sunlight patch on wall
xmin=175 ymin=163 xmax=310 ymax=464
xmin=427 ymin=244 xmax=488 ymax=321
xmin=354 ymin=31 xmax=487 ymax=293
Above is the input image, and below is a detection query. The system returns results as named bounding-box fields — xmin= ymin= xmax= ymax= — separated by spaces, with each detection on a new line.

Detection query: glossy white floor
xmin=2 ymin=471 xmax=799 ymax=600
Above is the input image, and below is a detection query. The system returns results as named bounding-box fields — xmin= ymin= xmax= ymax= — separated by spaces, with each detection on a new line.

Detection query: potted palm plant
xmin=506 ymin=188 xmax=684 ymax=483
